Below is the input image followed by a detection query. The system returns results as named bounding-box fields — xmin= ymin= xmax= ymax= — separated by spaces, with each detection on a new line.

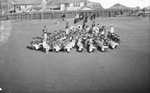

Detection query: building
xmin=12 ymin=0 xmax=43 ymax=12
xmin=46 ymin=0 xmax=87 ymax=11
xmin=59 ymin=0 xmax=87 ymax=11
xmin=13 ymin=0 xmax=87 ymax=12
xmin=80 ymin=6 xmax=93 ymax=10
xmin=108 ymin=3 xmax=130 ymax=10
xmin=142 ymin=6 xmax=150 ymax=11
xmin=58 ymin=0 xmax=103 ymax=11
xmin=80 ymin=1 xmax=103 ymax=10
xmin=12 ymin=0 xmax=103 ymax=12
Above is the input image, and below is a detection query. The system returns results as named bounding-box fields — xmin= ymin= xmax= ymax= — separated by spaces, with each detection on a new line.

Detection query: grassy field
xmin=0 ymin=17 xmax=150 ymax=93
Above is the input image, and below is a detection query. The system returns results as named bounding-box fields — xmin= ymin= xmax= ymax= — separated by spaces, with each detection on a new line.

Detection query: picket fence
xmin=0 ymin=9 xmax=133 ymax=21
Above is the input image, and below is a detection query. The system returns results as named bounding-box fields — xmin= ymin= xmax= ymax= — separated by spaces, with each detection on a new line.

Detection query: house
xmin=80 ymin=6 xmax=93 ymax=10
xmin=133 ymin=6 xmax=140 ymax=11
xmin=58 ymin=0 xmax=87 ymax=11
xmin=46 ymin=0 xmax=88 ymax=11
xmin=108 ymin=3 xmax=131 ymax=10
xmin=80 ymin=1 xmax=103 ymax=10
xmin=12 ymin=0 xmax=88 ymax=12
xmin=12 ymin=0 xmax=103 ymax=12
xmin=56 ymin=0 xmax=103 ymax=11
xmin=12 ymin=0 xmax=44 ymax=12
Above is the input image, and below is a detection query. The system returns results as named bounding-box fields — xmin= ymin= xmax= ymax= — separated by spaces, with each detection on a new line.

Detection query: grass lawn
xmin=0 ymin=17 xmax=150 ymax=93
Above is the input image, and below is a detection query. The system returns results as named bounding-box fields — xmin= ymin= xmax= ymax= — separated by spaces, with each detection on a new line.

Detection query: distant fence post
xmin=97 ymin=11 xmax=100 ymax=18
xmin=41 ymin=12 xmax=43 ymax=20
xmin=21 ymin=12 xmax=23 ymax=20
xmin=109 ymin=11 xmax=111 ymax=17
xmin=120 ymin=10 xmax=123 ymax=15
xmin=52 ymin=12 xmax=54 ymax=19
xmin=19 ymin=13 xmax=21 ymax=21
xmin=72 ymin=11 xmax=74 ymax=18
xmin=36 ymin=13 xmax=38 ymax=20
xmin=17 ymin=14 xmax=19 ymax=20
xmin=30 ymin=12 xmax=32 ymax=20
xmin=51 ymin=12 xmax=52 ymax=19
xmin=48 ymin=12 xmax=50 ymax=19
xmin=7 ymin=14 xmax=9 ymax=20
xmin=27 ymin=13 xmax=29 ymax=20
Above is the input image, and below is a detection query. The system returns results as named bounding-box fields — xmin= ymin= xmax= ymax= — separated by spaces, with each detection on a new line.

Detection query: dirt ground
xmin=0 ymin=17 xmax=150 ymax=93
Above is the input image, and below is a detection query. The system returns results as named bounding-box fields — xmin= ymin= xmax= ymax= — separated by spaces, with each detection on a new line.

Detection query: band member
xmin=110 ymin=24 xmax=114 ymax=34
xmin=66 ymin=22 xmax=69 ymax=29
xmin=82 ymin=22 xmax=86 ymax=29
xmin=97 ymin=24 xmax=101 ymax=32
xmin=92 ymin=26 xmax=99 ymax=35
xmin=43 ymin=31 xmax=48 ymax=41
xmin=30 ymin=38 xmax=36 ymax=46
xmin=43 ymin=26 xmax=47 ymax=33
xmin=77 ymin=25 xmax=82 ymax=31
xmin=83 ymin=15 xmax=88 ymax=23
xmin=92 ymin=20 xmax=95 ymax=28
xmin=30 ymin=38 xmax=41 ymax=50
xmin=65 ymin=22 xmax=69 ymax=34
xmin=90 ymin=13 xmax=96 ymax=21
xmin=85 ymin=25 xmax=90 ymax=33
xmin=71 ymin=26 xmax=76 ymax=32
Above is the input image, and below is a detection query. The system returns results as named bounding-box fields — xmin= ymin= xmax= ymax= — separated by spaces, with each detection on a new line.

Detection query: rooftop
xmin=57 ymin=0 xmax=85 ymax=3
xmin=12 ymin=0 xmax=43 ymax=5
xmin=108 ymin=3 xmax=130 ymax=10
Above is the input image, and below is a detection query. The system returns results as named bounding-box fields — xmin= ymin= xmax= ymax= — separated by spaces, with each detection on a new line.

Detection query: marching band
xmin=30 ymin=19 xmax=121 ymax=54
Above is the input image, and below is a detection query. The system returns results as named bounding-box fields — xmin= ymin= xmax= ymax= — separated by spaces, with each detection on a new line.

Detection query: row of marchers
xmin=30 ymin=25 xmax=121 ymax=54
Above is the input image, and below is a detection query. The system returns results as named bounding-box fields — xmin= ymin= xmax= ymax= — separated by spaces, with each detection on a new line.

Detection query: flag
xmin=74 ymin=18 xmax=80 ymax=24
xmin=61 ymin=14 xmax=66 ymax=18
xmin=74 ymin=13 xmax=83 ymax=24
xmin=61 ymin=14 xmax=66 ymax=21
xmin=79 ymin=13 xmax=84 ymax=20
xmin=90 ymin=13 xmax=96 ymax=20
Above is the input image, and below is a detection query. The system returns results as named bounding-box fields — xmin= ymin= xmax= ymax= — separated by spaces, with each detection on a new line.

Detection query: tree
xmin=41 ymin=0 xmax=47 ymax=10
xmin=0 ymin=0 xmax=14 ymax=14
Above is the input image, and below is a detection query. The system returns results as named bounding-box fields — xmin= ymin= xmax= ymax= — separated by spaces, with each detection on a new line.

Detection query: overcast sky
xmin=89 ymin=0 xmax=150 ymax=8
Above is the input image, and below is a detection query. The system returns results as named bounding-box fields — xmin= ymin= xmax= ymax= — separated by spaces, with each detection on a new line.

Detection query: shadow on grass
xmin=26 ymin=46 xmax=34 ymax=50
xmin=26 ymin=46 xmax=45 ymax=53
xmin=26 ymin=46 xmax=65 ymax=54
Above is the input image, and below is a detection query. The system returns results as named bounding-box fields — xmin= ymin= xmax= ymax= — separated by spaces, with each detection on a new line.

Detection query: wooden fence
xmin=0 ymin=9 xmax=134 ymax=21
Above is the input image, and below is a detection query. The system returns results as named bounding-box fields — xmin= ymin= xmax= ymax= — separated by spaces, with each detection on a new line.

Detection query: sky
xmin=89 ymin=0 xmax=150 ymax=8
